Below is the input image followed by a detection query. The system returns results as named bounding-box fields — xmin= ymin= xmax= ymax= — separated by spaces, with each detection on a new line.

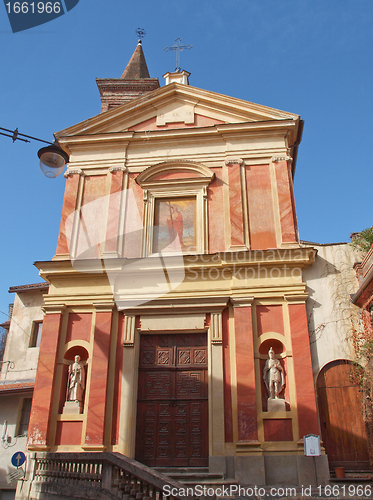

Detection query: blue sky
xmin=0 ymin=0 xmax=372 ymax=317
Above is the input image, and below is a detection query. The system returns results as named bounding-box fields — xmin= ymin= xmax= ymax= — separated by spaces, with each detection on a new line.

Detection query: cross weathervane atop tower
xmin=164 ymin=37 xmax=193 ymax=72
xmin=136 ymin=28 xmax=146 ymax=43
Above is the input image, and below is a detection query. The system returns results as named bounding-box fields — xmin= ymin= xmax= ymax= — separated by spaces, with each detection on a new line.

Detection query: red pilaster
xmin=227 ymin=161 xmax=245 ymax=247
xmin=28 ymin=309 xmax=64 ymax=449
xmin=56 ymin=172 xmax=81 ymax=255
xmin=288 ymin=302 xmax=319 ymax=437
xmin=84 ymin=309 xmax=113 ymax=448
xmin=208 ymin=170 xmax=225 ymax=253
xmin=222 ymin=307 xmax=233 ymax=442
xmin=274 ymin=160 xmax=297 ymax=244
xmin=233 ymin=299 xmax=258 ymax=441
xmin=111 ymin=312 xmax=124 ymax=445
xmin=105 ymin=169 xmax=125 ymax=253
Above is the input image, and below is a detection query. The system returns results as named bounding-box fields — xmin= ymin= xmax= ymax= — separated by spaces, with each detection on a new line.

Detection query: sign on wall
xmin=304 ymin=434 xmax=321 ymax=456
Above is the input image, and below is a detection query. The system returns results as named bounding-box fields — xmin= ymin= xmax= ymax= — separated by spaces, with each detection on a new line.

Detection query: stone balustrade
xmin=17 ymin=452 xmax=193 ymax=500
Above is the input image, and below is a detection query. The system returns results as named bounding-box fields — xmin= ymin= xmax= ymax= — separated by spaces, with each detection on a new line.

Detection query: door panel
xmin=139 ymin=371 xmax=173 ymax=399
xmin=175 ymin=370 xmax=206 ymax=399
xmin=136 ymin=334 xmax=208 ymax=467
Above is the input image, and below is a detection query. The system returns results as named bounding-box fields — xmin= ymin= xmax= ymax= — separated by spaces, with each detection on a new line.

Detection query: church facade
xmin=25 ymin=41 xmax=330 ymax=486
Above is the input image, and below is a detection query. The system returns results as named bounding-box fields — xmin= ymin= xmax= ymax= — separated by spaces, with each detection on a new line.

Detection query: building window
xmin=29 ymin=321 xmax=43 ymax=348
xmin=17 ymin=398 xmax=32 ymax=437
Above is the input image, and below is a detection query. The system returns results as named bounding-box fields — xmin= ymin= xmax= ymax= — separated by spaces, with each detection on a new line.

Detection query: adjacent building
xmin=0 ymin=283 xmax=47 ymax=500
xmin=303 ymin=242 xmax=370 ymax=471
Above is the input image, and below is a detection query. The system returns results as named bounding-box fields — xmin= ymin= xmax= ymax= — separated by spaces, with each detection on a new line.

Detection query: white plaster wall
xmin=0 ymin=395 xmax=28 ymax=491
xmin=302 ymin=243 xmax=361 ymax=379
xmin=1 ymin=290 xmax=44 ymax=383
xmin=0 ymin=289 xmax=45 ymax=493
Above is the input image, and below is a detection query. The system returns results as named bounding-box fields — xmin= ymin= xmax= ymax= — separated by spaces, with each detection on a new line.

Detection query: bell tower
xmin=96 ymin=40 xmax=160 ymax=112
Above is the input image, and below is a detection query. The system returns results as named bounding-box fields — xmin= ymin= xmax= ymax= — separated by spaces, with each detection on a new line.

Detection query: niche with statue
xmin=259 ymin=339 xmax=289 ymax=412
xmin=60 ymin=346 xmax=88 ymax=415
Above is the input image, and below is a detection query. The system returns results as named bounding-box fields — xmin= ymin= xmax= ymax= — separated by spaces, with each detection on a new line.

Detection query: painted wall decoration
xmin=153 ymin=197 xmax=196 ymax=253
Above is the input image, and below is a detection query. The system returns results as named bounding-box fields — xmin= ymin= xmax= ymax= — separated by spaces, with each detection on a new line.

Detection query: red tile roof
xmin=0 ymin=381 xmax=34 ymax=394
xmin=9 ymin=283 xmax=49 ymax=294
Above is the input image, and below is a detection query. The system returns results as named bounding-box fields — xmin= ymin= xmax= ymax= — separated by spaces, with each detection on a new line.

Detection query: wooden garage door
xmin=135 ymin=333 xmax=208 ymax=467
xmin=317 ymin=360 xmax=370 ymax=470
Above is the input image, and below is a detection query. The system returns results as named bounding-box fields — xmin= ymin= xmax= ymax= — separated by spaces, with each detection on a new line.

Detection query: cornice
xmin=57 ymin=133 xmax=134 ymax=147
xmin=36 ymin=248 xmax=316 ymax=279
xmin=56 ymin=120 xmax=298 ymax=150
xmin=133 ymin=120 xmax=297 ymax=142
xmin=284 ymin=293 xmax=309 ymax=304
xmin=42 ymin=304 xmax=66 ymax=315
xmin=93 ymin=302 xmax=115 ymax=312
xmin=121 ymin=296 xmax=230 ymax=315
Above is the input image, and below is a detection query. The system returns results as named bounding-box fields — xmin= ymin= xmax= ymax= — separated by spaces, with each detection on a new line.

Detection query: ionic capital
xmin=64 ymin=168 xmax=83 ymax=178
xmin=109 ymin=166 xmax=127 ymax=173
xmin=271 ymin=156 xmax=293 ymax=164
xmin=225 ymin=158 xmax=244 ymax=166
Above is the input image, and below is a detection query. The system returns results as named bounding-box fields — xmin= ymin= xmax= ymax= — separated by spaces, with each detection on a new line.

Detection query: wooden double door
xmin=135 ymin=333 xmax=208 ymax=467
xmin=317 ymin=360 xmax=370 ymax=470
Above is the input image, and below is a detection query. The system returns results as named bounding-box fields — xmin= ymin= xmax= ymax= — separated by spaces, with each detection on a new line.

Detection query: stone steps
xmin=154 ymin=467 xmax=238 ymax=495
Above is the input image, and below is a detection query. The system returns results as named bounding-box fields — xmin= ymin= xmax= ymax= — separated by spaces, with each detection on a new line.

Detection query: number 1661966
xmin=317 ymin=484 xmax=372 ymax=497
xmin=5 ymin=2 xmax=62 ymax=14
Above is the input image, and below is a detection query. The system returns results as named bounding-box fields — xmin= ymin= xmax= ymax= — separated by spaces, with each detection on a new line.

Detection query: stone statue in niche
xmin=263 ymin=347 xmax=285 ymax=411
xmin=68 ymin=355 xmax=85 ymax=402
xmin=62 ymin=355 xmax=85 ymax=414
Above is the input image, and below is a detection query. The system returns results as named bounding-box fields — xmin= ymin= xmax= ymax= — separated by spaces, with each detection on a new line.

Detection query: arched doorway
xmin=316 ymin=360 xmax=370 ymax=471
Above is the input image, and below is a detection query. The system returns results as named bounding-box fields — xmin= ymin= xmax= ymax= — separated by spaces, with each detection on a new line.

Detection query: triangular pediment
xmin=55 ymin=83 xmax=299 ymax=139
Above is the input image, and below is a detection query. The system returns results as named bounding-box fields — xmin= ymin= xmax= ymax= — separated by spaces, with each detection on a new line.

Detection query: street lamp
xmin=38 ymin=144 xmax=69 ymax=178
xmin=0 ymin=127 xmax=69 ymax=178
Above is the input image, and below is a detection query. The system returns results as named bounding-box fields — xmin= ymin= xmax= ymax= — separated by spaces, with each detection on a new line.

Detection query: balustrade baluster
xmin=77 ymin=461 xmax=82 ymax=484
xmin=65 ymin=460 xmax=71 ymax=482
xmin=112 ymin=465 xmax=120 ymax=494
xmin=136 ymin=479 xmax=145 ymax=500
xmin=45 ymin=460 xmax=49 ymax=482
xmin=39 ymin=459 xmax=44 ymax=478
xmin=82 ymin=461 xmax=86 ymax=483
xmin=75 ymin=461 xmax=79 ymax=483
xmin=94 ymin=461 xmax=99 ymax=482
xmin=148 ymin=485 xmax=155 ymax=499
xmin=143 ymin=481 xmax=150 ymax=500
